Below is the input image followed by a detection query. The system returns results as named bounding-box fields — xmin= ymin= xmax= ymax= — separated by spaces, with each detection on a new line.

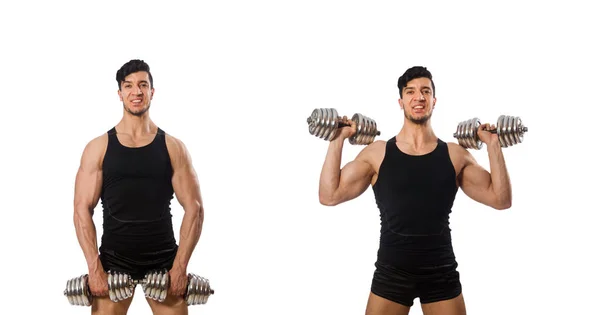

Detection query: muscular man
xmin=318 ymin=66 xmax=511 ymax=315
xmin=73 ymin=59 xmax=204 ymax=315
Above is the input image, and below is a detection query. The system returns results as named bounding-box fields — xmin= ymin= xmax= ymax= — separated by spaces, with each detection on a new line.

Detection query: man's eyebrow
xmin=122 ymin=80 xmax=149 ymax=84
xmin=404 ymin=86 xmax=431 ymax=90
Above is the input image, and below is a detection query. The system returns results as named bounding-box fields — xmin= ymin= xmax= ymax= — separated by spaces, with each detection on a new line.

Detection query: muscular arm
xmin=73 ymin=136 xmax=106 ymax=276
xmin=457 ymin=141 xmax=512 ymax=210
xmin=167 ymin=136 xmax=204 ymax=271
xmin=319 ymin=138 xmax=377 ymax=206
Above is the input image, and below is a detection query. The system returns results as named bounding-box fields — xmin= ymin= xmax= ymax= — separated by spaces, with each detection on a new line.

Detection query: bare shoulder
xmin=446 ymin=141 xmax=475 ymax=174
xmin=80 ymin=133 xmax=109 ymax=168
xmin=164 ymin=133 xmax=185 ymax=151
xmin=164 ymin=133 xmax=191 ymax=166
xmin=357 ymin=139 xmax=387 ymax=169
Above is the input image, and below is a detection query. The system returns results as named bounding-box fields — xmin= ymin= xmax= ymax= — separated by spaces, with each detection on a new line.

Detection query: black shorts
xmin=99 ymin=246 xmax=178 ymax=280
xmin=370 ymin=260 xmax=462 ymax=307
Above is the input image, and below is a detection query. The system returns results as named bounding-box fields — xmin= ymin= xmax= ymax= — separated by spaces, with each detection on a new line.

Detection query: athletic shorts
xmin=370 ymin=260 xmax=462 ymax=307
xmin=99 ymin=246 xmax=178 ymax=280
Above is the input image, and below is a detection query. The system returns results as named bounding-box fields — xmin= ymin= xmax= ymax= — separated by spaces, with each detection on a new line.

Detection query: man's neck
xmin=116 ymin=113 xmax=156 ymax=137
xmin=397 ymin=119 xmax=437 ymax=149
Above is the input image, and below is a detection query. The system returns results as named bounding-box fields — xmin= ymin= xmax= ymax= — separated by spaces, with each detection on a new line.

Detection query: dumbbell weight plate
xmin=454 ymin=117 xmax=483 ymax=150
xmin=107 ymin=271 xmax=134 ymax=303
xmin=497 ymin=115 xmax=524 ymax=148
xmin=467 ymin=118 xmax=482 ymax=149
xmin=349 ymin=113 xmax=380 ymax=145
xmin=143 ymin=269 xmax=170 ymax=302
xmin=186 ymin=273 xmax=214 ymax=305
xmin=64 ymin=274 xmax=93 ymax=306
xmin=307 ymin=108 xmax=339 ymax=141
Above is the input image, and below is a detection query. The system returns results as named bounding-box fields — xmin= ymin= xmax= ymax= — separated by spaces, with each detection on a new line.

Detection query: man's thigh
xmin=91 ymin=294 xmax=134 ymax=315
xmin=146 ymin=294 xmax=188 ymax=315
xmin=366 ymin=292 xmax=411 ymax=315
xmin=420 ymin=293 xmax=466 ymax=315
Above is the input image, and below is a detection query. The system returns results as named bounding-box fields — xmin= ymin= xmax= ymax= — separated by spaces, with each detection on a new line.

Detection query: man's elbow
xmin=319 ymin=194 xmax=339 ymax=207
xmin=188 ymin=201 xmax=203 ymax=216
xmin=493 ymin=198 xmax=512 ymax=210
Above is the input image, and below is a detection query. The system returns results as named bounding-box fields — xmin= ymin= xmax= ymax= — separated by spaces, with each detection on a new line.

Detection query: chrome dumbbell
xmin=453 ymin=115 xmax=529 ymax=150
xmin=64 ymin=269 xmax=214 ymax=306
xmin=63 ymin=270 xmax=134 ymax=306
xmin=306 ymin=108 xmax=381 ymax=145
xmin=143 ymin=269 xmax=214 ymax=306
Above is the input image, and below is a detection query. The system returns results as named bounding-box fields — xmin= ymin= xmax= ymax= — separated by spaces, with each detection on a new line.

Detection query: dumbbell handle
xmin=452 ymin=126 xmax=528 ymax=137
xmin=306 ymin=116 xmax=381 ymax=136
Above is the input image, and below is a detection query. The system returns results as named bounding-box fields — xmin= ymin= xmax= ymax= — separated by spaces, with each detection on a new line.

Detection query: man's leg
xmin=91 ymin=292 xmax=135 ymax=315
xmin=146 ymin=294 xmax=188 ymax=315
xmin=366 ymin=292 xmax=411 ymax=315
xmin=417 ymin=261 xmax=464 ymax=315
xmin=420 ymin=293 xmax=466 ymax=315
xmin=368 ymin=261 xmax=418 ymax=315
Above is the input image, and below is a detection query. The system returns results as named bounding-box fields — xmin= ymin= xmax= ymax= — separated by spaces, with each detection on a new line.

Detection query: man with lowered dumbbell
xmin=72 ymin=59 xmax=205 ymax=314
xmin=317 ymin=66 xmax=512 ymax=315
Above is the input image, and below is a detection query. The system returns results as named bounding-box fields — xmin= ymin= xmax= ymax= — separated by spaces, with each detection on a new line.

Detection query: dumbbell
xmin=453 ymin=115 xmax=528 ymax=150
xmin=306 ymin=108 xmax=381 ymax=145
xmin=64 ymin=269 xmax=214 ymax=306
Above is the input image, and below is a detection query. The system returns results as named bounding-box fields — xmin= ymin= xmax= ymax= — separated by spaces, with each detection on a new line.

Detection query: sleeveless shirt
xmin=372 ymin=137 xmax=459 ymax=269
xmin=99 ymin=127 xmax=177 ymax=256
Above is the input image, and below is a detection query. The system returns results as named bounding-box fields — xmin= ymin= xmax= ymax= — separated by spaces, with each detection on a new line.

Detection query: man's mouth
xmin=413 ymin=105 xmax=425 ymax=113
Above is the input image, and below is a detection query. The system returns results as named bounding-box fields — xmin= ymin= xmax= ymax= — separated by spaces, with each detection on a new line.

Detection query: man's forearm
xmin=173 ymin=205 xmax=203 ymax=270
xmin=319 ymin=138 xmax=345 ymax=201
xmin=73 ymin=207 xmax=102 ymax=272
xmin=487 ymin=142 xmax=512 ymax=207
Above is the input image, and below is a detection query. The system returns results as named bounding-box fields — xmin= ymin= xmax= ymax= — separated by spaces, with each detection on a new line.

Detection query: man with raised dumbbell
xmin=317 ymin=66 xmax=513 ymax=315
xmin=71 ymin=59 xmax=206 ymax=314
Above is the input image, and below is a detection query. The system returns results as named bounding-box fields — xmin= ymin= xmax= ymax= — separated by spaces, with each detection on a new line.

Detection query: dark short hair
xmin=397 ymin=66 xmax=435 ymax=98
xmin=116 ymin=59 xmax=154 ymax=90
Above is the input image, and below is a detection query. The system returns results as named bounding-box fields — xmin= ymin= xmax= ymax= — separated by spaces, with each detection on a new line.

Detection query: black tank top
xmin=372 ymin=137 xmax=459 ymax=268
xmin=99 ymin=127 xmax=177 ymax=256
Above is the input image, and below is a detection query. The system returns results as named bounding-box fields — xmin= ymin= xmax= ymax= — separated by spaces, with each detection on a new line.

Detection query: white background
xmin=1 ymin=1 xmax=598 ymax=314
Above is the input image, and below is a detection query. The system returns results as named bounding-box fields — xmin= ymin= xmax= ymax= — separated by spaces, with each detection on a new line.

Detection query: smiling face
xmin=399 ymin=77 xmax=436 ymax=125
xmin=118 ymin=71 xmax=154 ymax=117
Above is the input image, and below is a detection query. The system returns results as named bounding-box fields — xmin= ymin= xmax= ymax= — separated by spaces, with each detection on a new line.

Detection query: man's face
xmin=399 ymin=77 xmax=436 ymax=125
xmin=118 ymin=71 xmax=154 ymax=116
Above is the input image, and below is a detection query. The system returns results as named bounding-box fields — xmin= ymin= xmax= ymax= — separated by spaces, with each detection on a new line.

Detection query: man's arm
xmin=456 ymin=127 xmax=512 ymax=210
xmin=166 ymin=135 xmax=204 ymax=294
xmin=319 ymin=136 xmax=378 ymax=206
xmin=73 ymin=135 xmax=108 ymax=295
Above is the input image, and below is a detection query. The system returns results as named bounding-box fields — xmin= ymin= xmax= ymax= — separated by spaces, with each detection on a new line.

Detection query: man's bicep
xmin=74 ymin=139 xmax=105 ymax=214
xmin=168 ymin=138 xmax=203 ymax=209
xmin=335 ymin=158 xmax=375 ymax=203
xmin=459 ymin=156 xmax=495 ymax=206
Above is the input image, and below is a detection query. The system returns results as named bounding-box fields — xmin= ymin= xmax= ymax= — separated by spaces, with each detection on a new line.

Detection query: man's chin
xmin=405 ymin=113 xmax=431 ymax=125
xmin=124 ymin=105 xmax=149 ymax=116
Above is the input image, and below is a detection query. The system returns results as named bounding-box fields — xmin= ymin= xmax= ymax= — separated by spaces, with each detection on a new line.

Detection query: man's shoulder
xmin=85 ymin=132 xmax=109 ymax=151
xmin=162 ymin=132 xmax=185 ymax=149
xmin=366 ymin=139 xmax=387 ymax=150
xmin=445 ymin=140 xmax=475 ymax=170
xmin=357 ymin=139 xmax=387 ymax=166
